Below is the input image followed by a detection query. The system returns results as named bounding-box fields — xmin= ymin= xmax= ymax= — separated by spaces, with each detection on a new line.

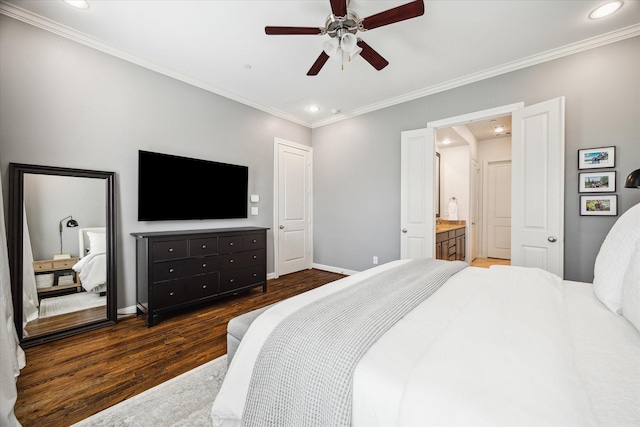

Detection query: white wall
xmin=0 ymin=16 xmax=312 ymax=309
xmin=313 ymin=36 xmax=640 ymax=280
xmin=439 ymin=145 xmax=469 ymax=222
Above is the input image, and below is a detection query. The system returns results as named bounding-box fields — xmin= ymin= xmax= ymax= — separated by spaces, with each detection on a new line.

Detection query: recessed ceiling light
xmin=331 ymin=109 xmax=341 ymax=115
xmin=307 ymin=105 xmax=321 ymax=113
xmin=589 ymin=1 xmax=623 ymax=19
xmin=493 ymin=124 xmax=506 ymax=133
xmin=63 ymin=0 xmax=89 ymax=9
xmin=442 ymin=139 xmax=452 ymax=145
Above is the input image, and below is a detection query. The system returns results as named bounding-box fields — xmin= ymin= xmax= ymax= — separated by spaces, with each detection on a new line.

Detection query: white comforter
xmin=212 ymin=261 xmax=638 ymax=426
xmin=72 ymin=252 xmax=106 ymax=293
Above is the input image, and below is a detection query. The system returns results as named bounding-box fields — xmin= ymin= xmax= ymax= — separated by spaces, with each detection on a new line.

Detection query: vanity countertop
xmin=436 ymin=222 xmax=466 ymax=233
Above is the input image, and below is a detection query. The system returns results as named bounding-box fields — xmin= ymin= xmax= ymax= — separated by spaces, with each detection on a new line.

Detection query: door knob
xmin=548 ymin=236 xmax=557 ymax=242
xmin=402 ymin=228 xmax=408 ymax=233
xmin=279 ymin=225 xmax=284 ymax=229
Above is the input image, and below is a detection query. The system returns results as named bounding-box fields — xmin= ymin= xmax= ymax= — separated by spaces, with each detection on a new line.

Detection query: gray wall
xmin=0 ymin=16 xmax=311 ymax=309
xmin=313 ymin=36 xmax=640 ymax=282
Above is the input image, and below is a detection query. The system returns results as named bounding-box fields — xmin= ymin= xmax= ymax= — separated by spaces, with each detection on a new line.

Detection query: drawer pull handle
xmin=202 ymin=263 xmax=207 ymax=268
xmin=229 ymin=259 xmax=234 ymax=263
xmin=202 ymin=284 xmax=207 ymax=289
xmin=169 ymin=248 xmax=174 ymax=252
xmin=229 ymin=242 xmax=234 ymax=246
xmin=253 ymin=255 xmax=257 ymax=259
xmin=169 ymin=292 xmax=174 ymax=296
xmin=202 ymin=244 xmax=207 ymax=249
xmin=169 ymin=268 xmax=174 ymax=273
xmin=252 ymin=239 xmax=257 ymax=243
xmin=229 ymin=279 xmax=234 ymax=283
xmin=253 ymin=273 xmax=257 ymax=277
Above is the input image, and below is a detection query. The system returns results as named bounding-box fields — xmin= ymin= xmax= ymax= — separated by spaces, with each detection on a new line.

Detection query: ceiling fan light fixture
xmin=323 ymin=38 xmax=340 ymax=56
xmin=341 ymin=33 xmax=358 ymax=52
xmin=589 ymin=1 xmax=624 ymax=19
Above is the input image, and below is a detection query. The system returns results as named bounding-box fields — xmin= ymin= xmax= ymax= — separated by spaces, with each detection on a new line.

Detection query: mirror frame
xmin=8 ymin=163 xmax=117 ymax=347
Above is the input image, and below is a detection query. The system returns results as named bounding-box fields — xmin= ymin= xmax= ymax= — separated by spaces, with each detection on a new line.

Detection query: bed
xmin=72 ymin=227 xmax=107 ymax=294
xmin=211 ymin=203 xmax=640 ymax=427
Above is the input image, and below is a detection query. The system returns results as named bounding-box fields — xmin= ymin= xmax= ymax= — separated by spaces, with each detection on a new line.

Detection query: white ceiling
xmin=2 ymin=0 xmax=639 ymax=128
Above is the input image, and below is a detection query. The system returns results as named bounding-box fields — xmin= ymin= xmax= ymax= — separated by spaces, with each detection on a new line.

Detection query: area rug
xmin=39 ymin=292 xmax=106 ymax=318
xmin=71 ymin=355 xmax=227 ymax=427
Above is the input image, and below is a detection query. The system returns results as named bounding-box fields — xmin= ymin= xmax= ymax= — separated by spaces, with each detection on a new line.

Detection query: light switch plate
xmin=250 ymin=195 xmax=260 ymax=203
xmin=251 ymin=206 xmax=259 ymax=215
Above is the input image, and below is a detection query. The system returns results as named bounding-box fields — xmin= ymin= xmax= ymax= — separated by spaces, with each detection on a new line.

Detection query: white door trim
xmin=273 ymin=138 xmax=313 ymax=278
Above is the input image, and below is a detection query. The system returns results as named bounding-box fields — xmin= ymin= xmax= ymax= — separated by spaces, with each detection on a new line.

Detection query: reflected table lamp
xmin=57 ymin=215 xmax=79 ymax=258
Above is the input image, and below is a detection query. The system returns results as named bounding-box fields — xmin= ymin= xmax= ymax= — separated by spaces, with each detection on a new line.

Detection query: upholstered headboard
xmin=78 ymin=227 xmax=106 ymax=259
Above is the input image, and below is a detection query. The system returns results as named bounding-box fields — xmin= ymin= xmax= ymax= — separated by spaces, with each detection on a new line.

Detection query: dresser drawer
xmin=219 ymin=236 xmax=244 ymax=253
xmin=153 ymin=256 xmax=218 ymax=282
xmin=189 ymin=237 xmax=218 ymax=257
xmin=219 ymin=264 xmax=265 ymax=294
xmin=154 ymin=280 xmax=188 ymax=309
xmin=219 ymin=249 xmax=265 ymax=271
xmin=152 ymin=239 xmax=188 ymax=261
xmin=185 ymin=274 xmax=219 ymax=300
xmin=243 ymin=233 xmax=265 ymax=250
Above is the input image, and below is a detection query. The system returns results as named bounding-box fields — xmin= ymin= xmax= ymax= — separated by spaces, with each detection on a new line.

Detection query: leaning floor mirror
xmin=8 ymin=163 xmax=117 ymax=347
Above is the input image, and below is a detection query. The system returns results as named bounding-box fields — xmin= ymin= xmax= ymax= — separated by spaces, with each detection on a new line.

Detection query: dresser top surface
xmin=131 ymin=226 xmax=269 ymax=239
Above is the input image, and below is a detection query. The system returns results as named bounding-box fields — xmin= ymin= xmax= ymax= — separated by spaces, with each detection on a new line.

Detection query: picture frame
xmin=578 ymin=146 xmax=615 ymax=169
xmin=579 ymin=171 xmax=616 ymax=193
xmin=580 ymin=195 xmax=617 ymax=216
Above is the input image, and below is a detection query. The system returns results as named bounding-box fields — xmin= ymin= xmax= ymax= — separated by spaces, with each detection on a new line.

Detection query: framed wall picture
xmin=580 ymin=195 xmax=617 ymax=216
xmin=579 ymin=171 xmax=616 ymax=193
xmin=578 ymin=146 xmax=615 ymax=169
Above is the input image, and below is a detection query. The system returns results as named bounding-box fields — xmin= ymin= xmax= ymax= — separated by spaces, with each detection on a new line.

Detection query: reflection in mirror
xmin=9 ymin=164 xmax=116 ymax=347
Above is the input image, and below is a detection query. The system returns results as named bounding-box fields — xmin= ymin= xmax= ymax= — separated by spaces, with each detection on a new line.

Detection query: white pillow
xmin=87 ymin=231 xmax=106 ymax=255
xmin=593 ymin=202 xmax=640 ymax=314
xmin=622 ymin=238 xmax=640 ymax=332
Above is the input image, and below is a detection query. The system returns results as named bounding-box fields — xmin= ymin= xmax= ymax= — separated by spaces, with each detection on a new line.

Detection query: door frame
xmin=426 ymin=102 xmax=524 ymax=261
xmin=273 ymin=137 xmax=313 ymax=279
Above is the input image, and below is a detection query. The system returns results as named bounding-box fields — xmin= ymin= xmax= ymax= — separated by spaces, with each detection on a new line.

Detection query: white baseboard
xmin=312 ymin=263 xmax=359 ymax=276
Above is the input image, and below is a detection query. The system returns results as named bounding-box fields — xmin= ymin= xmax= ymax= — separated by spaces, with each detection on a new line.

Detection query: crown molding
xmin=0 ymin=1 xmax=312 ymax=128
xmin=2 ymin=2 xmax=637 ymax=130
xmin=310 ymin=23 xmax=640 ymax=128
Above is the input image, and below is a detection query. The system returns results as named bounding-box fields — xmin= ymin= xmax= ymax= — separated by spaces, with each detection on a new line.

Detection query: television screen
xmin=138 ymin=150 xmax=248 ymax=221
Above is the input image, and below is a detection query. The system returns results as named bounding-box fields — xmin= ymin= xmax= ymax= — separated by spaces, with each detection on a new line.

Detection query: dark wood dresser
xmin=131 ymin=227 xmax=268 ymax=326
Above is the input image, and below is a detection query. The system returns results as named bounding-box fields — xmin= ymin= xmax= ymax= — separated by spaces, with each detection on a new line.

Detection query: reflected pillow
xmin=87 ymin=231 xmax=106 ymax=255
xmin=593 ymin=202 xmax=640 ymax=314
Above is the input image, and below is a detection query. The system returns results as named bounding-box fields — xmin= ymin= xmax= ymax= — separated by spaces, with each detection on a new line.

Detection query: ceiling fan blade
xmin=361 ymin=0 xmax=425 ymax=31
xmin=307 ymin=51 xmax=331 ymax=76
xmin=330 ymin=0 xmax=347 ymax=17
xmin=357 ymin=40 xmax=389 ymax=71
xmin=265 ymin=26 xmax=324 ymax=35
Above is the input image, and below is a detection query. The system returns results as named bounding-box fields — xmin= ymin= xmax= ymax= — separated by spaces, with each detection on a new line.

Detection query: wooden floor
xmin=470 ymin=257 xmax=511 ymax=268
xmin=15 ymin=268 xmax=345 ymax=427
xmin=24 ymin=305 xmax=107 ymax=337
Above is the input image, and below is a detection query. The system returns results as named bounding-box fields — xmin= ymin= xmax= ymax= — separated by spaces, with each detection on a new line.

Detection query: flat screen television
xmin=138 ymin=150 xmax=248 ymax=221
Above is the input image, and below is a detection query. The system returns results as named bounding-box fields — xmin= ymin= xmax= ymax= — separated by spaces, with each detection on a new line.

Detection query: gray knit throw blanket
xmin=242 ymin=258 xmax=467 ymax=427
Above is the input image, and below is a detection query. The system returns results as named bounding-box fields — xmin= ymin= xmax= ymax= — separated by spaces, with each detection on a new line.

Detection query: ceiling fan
xmin=265 ymin=0 xmax=425 ymax=76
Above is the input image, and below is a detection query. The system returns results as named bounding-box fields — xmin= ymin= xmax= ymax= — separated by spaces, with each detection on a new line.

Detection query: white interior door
xmin=471 ymin=158 xmax=480 ymax=261
xmin=487 ymin=160 xmax=512 ymax=259
xmin=275 ymin=140 xmax=312 ymax=276
xmin=401 ymin=128 xmax=435 ymax=259
xmin=511 ymin=97 xmax=565 ymax=276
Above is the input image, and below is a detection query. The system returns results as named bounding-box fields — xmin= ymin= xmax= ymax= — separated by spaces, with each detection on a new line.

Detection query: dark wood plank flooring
xmin=15 ymin=268 xmax=345 ymax=427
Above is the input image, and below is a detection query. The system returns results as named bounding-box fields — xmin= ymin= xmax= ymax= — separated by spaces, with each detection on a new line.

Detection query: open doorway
xmin=435 ymin=114 xmax=513 ymax=267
